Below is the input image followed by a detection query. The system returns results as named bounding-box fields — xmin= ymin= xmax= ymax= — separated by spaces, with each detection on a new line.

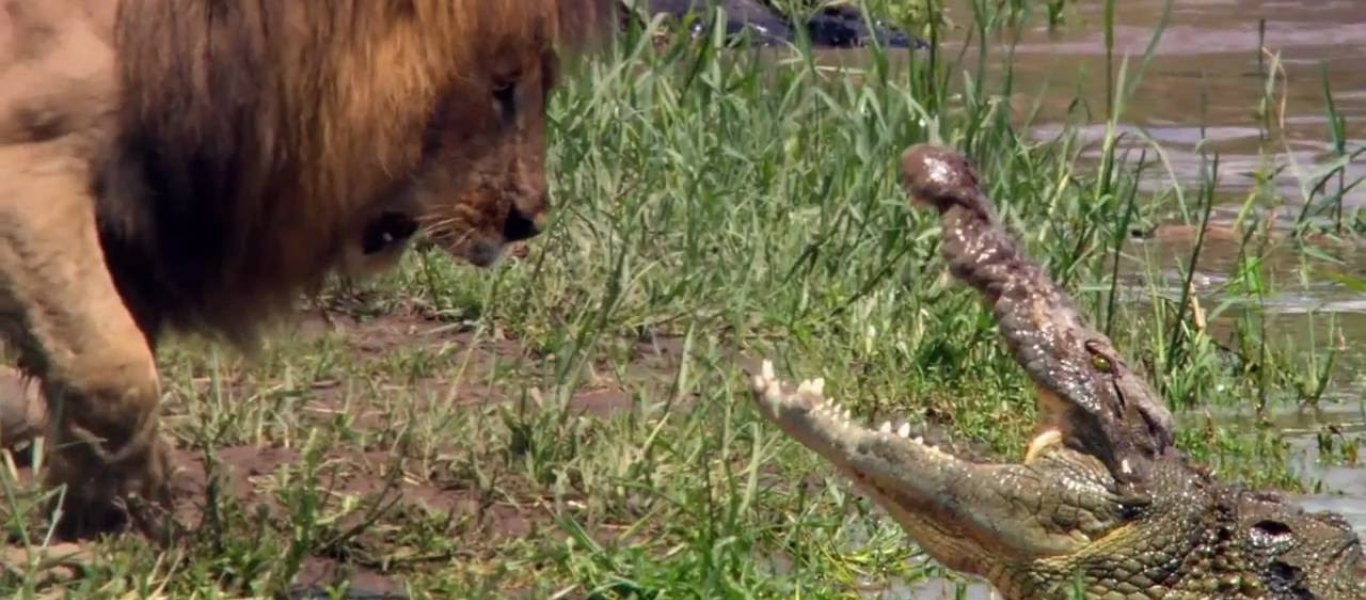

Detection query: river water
xmin=808 ymin=1 xmax=1366 ymax=597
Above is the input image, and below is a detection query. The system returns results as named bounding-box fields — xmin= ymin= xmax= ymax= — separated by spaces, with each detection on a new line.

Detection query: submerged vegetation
xmin=2 ymin=1 xmax=1362 ymax=598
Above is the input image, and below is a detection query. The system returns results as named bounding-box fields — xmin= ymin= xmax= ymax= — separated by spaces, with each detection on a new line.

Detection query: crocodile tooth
xmin=811 ymin=377 xmax=825 ymax=395
xmin=1121 ymin=459 xmax=1132 ymax=475
xmin=878 ymin=421 xmax=892 ymax=433
xmin=912 ymin=436 xmax=923 ymax=445
xmin=897 ymin=422 xmax=911 ymax=438
xmin=1024 ymin=429 xmax=1063 ymax=464
xmin=761 ymin=360 xmax=775 ymax=381
xmin=842 ymin=407 xmax=852 ymax=421
xmin=764 ymin=378 xmax=782 ymax=401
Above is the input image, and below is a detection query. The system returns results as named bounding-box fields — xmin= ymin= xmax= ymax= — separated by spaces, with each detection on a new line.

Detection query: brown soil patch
xmin=567 ymin=387 xmax=634 ymax=417
xmin=168 ymin=444 xmax=545 ymax=539
xmin=291 ymin=557 xmax=407 ymax=599
xmin=282 ymin=303 xmax=694 ymax=424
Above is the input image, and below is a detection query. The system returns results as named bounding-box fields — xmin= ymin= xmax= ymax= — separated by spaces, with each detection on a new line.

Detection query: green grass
xmin=2 ymin=2 xmax=1362 ymax=598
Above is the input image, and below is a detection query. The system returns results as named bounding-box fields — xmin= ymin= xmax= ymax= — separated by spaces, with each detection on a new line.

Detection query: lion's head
xmin=337 ymin=2 xmax=616 ymax=275
xmin=96 ymin=0 xmax=614 ymax=341
xmin=414 ymin=35 xmax=553 ymax=269
xmin=347 ymin=6 xmax=593 ymax=274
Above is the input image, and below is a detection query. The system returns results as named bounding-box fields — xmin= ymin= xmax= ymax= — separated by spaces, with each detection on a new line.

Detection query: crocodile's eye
xmin=1084 ymin=340 xmax=1115 ymax=373
xmin=1091 ymin=354 xmax=1113 ymax=373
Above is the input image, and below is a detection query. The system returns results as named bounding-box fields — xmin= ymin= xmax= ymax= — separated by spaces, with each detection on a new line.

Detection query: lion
xmin=0 ymin=0 xmax=614 ymax=539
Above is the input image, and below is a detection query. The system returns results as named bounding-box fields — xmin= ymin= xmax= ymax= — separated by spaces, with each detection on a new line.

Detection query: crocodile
xmin=746 ymin=144 xmax=1366 ymax=599
xmin=625 ymin=0 xmax=925 ymax=49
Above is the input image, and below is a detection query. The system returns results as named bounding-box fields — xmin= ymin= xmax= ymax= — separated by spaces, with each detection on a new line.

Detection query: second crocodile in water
xmin=747 ymin=145 xmax=1366 ymax=599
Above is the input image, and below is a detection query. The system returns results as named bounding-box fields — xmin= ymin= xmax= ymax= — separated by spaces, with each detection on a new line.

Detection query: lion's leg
xmin=0 ymin=145 xmax=171 ymax=539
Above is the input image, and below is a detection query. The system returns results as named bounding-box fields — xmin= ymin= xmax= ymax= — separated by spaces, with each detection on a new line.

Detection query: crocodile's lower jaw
xmin=750 ymin=360 xmax=956 ymax=462
xmin=753 ymin=359 xmax=1065 ymax=471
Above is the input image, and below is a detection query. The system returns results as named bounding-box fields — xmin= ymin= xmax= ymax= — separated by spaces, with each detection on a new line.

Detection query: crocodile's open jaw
xmin=750 ymin=360 xmax=1128 ymax=569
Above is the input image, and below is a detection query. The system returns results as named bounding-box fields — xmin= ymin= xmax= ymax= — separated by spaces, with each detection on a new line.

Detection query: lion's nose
xmin=502 ymin=203 xmax=544 ymax=242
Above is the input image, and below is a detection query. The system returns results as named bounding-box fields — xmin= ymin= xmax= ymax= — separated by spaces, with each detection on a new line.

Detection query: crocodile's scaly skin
xmin=744 ymin=144 xmax=1366 ymax=599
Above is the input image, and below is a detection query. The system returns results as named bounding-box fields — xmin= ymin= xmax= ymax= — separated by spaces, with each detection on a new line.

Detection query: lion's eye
xmin=492 ymin=79 xmax=518 ymax=120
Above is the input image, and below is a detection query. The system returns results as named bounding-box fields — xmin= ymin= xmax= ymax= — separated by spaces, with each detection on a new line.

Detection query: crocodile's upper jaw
xmin=750 ymin=360 xmax=1130 ymax=575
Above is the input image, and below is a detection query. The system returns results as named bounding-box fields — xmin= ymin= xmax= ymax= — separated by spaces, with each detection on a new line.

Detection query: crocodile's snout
xmin=899 ymin=144 xmax=991 ymax=218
